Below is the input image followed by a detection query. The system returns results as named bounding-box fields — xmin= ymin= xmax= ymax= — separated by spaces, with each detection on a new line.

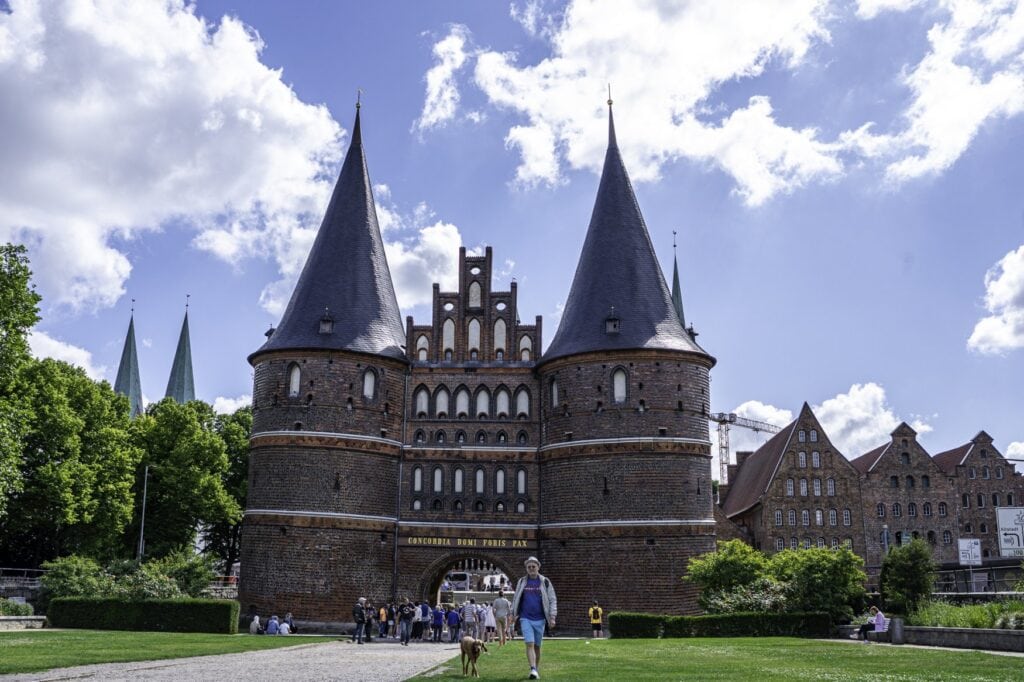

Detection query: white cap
xmin=524 ymin=555 xmax=541 ymax=567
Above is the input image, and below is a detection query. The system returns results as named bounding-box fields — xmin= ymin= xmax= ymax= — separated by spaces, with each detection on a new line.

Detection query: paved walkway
xmin=1 ymin=639 xmax=460 ymax=682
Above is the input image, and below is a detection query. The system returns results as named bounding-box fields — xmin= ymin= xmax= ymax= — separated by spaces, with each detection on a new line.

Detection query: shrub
xmin=146 ymin=548 xmax=216 ymax=597
xmin=608 ymin=612 xmax=664 ymax=638
xmin=909 ymin=599 xmax=1024 ymax=628
xmin=768 ymin=547 xmax=866 ymax=623
xmin=994 ymin=613 xmax=1024 ymax=630
xmin=664 ymin=612 xmax=832 ymax=637
xmin=111 ymin=567 xmax=184 ymax=600
xmin=686 ymin=540 xmax=768 ymax=602
xmin=38 ymin=556 xmax=114 ymax=612
xmin=881 ymin=539 xmax=935 ymax=615
xmin=0 ymin=598 xmax=34 ymax=616
xmin=701 ymin=577 xmax=789 ymax=614
xmin=47 ymin=597 xmax=239 ymax=633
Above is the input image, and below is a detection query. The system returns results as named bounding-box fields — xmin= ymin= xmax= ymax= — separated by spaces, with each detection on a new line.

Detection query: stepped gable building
xmin=851 ymin=423 xmax=959 ymax=567
xmin=719 ymin=403 xmax=865 ymax=557
xmin=239 ymin=100 xmax=718 ymax=629
xmin=934 ymin=431 xmax=1024 ymax=563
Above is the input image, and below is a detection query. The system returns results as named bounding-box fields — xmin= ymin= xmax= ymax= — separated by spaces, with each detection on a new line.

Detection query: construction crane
xmin=709 ymin=412 xmax=783 ymax=484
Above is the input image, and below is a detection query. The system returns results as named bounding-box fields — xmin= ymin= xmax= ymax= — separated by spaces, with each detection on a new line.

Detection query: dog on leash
xmin=460 ymin=635 xmax=488 ymax=677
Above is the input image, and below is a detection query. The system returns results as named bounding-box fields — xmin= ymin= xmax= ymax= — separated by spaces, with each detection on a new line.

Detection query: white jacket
xmin=511 ymin=573 xmax=557 ymax=621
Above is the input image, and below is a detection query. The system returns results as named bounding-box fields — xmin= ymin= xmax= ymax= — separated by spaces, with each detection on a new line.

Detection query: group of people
xmin=248 ymin=611 xmax=296 ymax=635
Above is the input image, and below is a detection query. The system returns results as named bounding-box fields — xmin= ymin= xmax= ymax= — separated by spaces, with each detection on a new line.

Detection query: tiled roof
xmin=252 ymin=106 xmax=407 ymax=362
xmin=113 ymin=314 xmax=143 ymax=417
xmin=933 ymin=443 xmax=972 ymax=474
xmin=850 ymin=444 xmax=888 ymax=474
xmin=541 ymin=105 xmax=712 ymax=365
xmin=721 ymin=420 xmax=797 ymax=517
xmin=165 ymin=310 xmax=195 ymax=403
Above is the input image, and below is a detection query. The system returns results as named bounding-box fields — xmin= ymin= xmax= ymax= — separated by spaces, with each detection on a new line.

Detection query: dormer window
xmin=605 ymin=307 xmax=620 ymax=334
xmin=319 ymin=309 xmax=334 ymax=335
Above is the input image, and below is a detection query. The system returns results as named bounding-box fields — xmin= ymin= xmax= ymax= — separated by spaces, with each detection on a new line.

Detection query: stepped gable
xmin=165 ymin=309 xmax=195 ymax=403
xmin=113 ymin=313 xmax=144 ymax=417
xmin=721 ymin=418 xmax=798 ymax=517
xmin=541 ymin=102 xmax=711 ymax=364
xmin=253 ymin=105 xmax=407 ymax=362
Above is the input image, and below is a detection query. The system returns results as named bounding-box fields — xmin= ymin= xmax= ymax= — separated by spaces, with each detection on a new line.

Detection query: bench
xmin=866 ymin=617 xmax=891 ymax=642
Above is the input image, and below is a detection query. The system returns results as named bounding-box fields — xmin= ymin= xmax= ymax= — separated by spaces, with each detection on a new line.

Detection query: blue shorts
xmin=520 ymin=618 xmax=546 ymax=646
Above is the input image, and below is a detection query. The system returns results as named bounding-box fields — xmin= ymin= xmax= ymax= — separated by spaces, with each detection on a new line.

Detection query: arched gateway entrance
xmin=416 ymin=552 xmax=518 ymax=605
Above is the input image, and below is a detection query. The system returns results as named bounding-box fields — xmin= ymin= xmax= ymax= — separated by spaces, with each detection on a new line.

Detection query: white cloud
xmin=414 ymin=24 xmax=471 ymax=132
xmin=1007 ymin=441 xmax=1024 ymax=474
xmin=711 ymin=400 xmax=793 ymax=480
xmin=813 ymin=382 xmax=932 ymax=457
xmin=0 ymin=0 xmax=342 ymax=312
xmin=968 ymin=243 xmax=1024 ymax=354
xmin=855 ymin=0 xmax=925 ymax=20
xmin=213 ymin=394 xmax=252 ymax=414
xmin=509 ymin=0 xmax=559 ymax=39
xmin=28 ymin=330 xmax=107 ymax=380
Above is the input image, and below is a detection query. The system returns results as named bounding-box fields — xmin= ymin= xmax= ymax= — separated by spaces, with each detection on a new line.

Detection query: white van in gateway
xmin=446 ymin=571 xmax=471 ymax=591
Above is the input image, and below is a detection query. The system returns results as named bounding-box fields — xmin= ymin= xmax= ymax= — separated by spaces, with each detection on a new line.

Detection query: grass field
xmin=411 ymin=637 xmax=1024 ymax=681
xmin=0 ymin=630 xmax=337 ymax=675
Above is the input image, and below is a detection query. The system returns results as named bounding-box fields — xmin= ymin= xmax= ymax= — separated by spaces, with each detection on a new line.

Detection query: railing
xmin=0 ymin=568 xmax=44 ymax=596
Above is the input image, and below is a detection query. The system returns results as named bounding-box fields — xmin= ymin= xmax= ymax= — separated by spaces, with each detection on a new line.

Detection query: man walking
xmin=492 ymin=589 xmax=511 ymax=646
xmin=512 ymin=556 xmax=557 ymax=680
xmin=460 ymin=598 xmax=479 ymax=640
xmin=352 ymin=597 xmax=367 ymax=644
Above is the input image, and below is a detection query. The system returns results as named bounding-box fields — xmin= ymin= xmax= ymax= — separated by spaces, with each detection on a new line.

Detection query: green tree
xmin=0 ymin=243 xmax=42 ymax=522
xmin=0 ymin=359 xmax=140 ymax=566
xmin=201 ymin=406 xmax=252 ymax=573
xmin=768 ymin=547 xmax=866 ymax=623
xmin=686 ymin=539 xmax=768 ymax=595
xmin=881 ymin=538 xmax=935 ymax=615
xmin=129 ymin=399 xmax=240 ymax=559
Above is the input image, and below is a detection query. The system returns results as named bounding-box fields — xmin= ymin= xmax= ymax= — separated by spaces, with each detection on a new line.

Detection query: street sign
xmin=958 ymin=538 xmax=982 ymax=566
xmin=997 ymin=507 xmax=1024 ymax=558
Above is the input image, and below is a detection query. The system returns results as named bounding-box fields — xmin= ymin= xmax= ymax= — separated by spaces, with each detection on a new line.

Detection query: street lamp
xmin=137 ymin=464 xmax=151 ymax=560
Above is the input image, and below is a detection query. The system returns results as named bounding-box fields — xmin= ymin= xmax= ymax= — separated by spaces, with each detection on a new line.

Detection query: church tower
xmin=240 ymin=103 xmax=408 ymax=624
xmin=165 ymin=306 xmax=195 ymax=403
xmin=114 ymin=310 xmax=144 ymax=417
xmin=536 ymin=100 xmax=716 ymax=615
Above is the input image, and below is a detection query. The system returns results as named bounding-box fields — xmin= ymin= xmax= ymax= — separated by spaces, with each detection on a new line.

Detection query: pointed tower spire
xmin=542 ymin=100 xmax=711 ymax=363
xmin=252 ymin=101 xmax=406 ymax=361
xmin=165 ymin=297 xmax=195 ymax=403
xmin=671 ymin=231 xmax=686 ymax=329
xmin=114 ymin=301 xmax=144 ymax=417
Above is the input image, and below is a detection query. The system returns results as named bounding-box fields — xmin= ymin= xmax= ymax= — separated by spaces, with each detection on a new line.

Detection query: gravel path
xmin=1 ymin=639 xmax=461 ymax=682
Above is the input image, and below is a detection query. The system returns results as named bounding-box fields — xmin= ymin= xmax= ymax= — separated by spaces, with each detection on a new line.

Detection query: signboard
xmin=958 ymin=538 xmax=982 ymax=566
xmin=400 ymin=535 xmax=536 ymax=550
xmin=997 ymin=507 xmax=1024 ymax=558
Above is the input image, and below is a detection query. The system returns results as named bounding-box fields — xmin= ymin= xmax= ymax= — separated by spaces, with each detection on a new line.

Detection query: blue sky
xmin=2 ymin=0 xmax=1023 ymax=473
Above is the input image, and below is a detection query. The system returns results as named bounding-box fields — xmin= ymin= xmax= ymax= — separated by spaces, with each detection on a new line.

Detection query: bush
xmin=881 ymin=540 xmax=935 ymax=615
xmin=686 ymin=540 xmax=769 ymax=602
xmin=608 ymin=612 xmax=664 ymax=638
xmin=111 ymin=567 xmax=184 ymax=600
xmin=768 ymin=548 xmax=866 ymax=623
xmin=0 ymin=598 xmax=34 ymax=616
xmin=994 ymin=613 xmax=1024 ymax=630
xmin=146 ymin=549 xmax=216 ymax=597
xmin=38 ymin=556 xmax=114 ymax=612
xmin=909 ymin=599 xmax=1024 ymax=628
xmin=47 ymin=597 xmax=239 ymax=633
xmin=664 ymin=612 xmax=832 ymax=637
xmin=701 ymin=577 xmax=789 ymax=614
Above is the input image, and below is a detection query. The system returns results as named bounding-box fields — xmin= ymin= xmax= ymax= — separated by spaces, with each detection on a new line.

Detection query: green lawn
xmin=411 ymin=637 xmax=1024 ymax=681
xmin=0 ymin=630 xmax=338 ymax=674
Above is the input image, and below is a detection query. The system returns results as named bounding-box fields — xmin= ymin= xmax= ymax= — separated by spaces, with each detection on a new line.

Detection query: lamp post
xmin=136 ymin=464 xmax=150 ymax=560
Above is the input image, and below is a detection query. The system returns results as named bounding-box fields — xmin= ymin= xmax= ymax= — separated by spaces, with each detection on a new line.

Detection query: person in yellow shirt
xmin=588 ymin=600 xmax=603 ymax=638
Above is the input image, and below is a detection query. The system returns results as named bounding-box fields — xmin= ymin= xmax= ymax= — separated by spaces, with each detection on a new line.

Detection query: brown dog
xmin=460 ymin=635 xmax=488 ymax=677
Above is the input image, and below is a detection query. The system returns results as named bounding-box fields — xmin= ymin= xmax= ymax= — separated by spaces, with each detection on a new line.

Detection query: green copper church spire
xmin=114 ymin=302 xmax=144 ymax=417
xmin=165 ymin=297 xmax=195 ymax=403
xmin=671 ymin=231 xmax=686 ymax=330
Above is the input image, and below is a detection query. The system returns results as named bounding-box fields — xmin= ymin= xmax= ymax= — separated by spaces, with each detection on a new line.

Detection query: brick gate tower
xmin=535 ymin=100 xmax=717 ymax=620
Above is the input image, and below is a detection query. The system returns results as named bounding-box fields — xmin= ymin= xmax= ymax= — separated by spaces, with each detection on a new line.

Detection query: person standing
xmin=512 ymin=556 xmax=557 ymax=681
xmin=447 ymin=604 xmax=462 ymax=643
xmin=398 ymin=598 xmax=415 ymax=645
xmin=352 ymin=597 xmax=367 ymax=644
xmin=379 ymin=604 xmax=388 ymax=638
xmin=588 ymin=600 xmax=604 ymax=638
xmin=492 ymin=590 xmax=511 ymax=647
xmin=460 ymin=598 xmax=479 ymax=640
xmin=431 ymin=602 xmax=445 ymax=642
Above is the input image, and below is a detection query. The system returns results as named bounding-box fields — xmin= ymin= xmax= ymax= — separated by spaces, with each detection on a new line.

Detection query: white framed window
xmin=413 ymin=466 xmax=423 ymax=492
xmin=790 ymin=537 xmax=798 ymax=549
xmin=996 ymin=466 xmax=1004 ymax=479
xmin=519 ymin=335 xmax=532 ymax=361
xmin=785 ymin=479 xmax=794 ymax=496
xmin=813 ymin=479 xmax=821 ymax=496
xmin=612 ymin=369 xmax=627 ymax=403
xmin=829 ymin=509 xmax=837 ymax=526
xmin=893 ymin=503 xmax=902 ymax=517
xmin=815 ymin=509 xmax=823 ymax=526
xmin=798 ymin=451 xmax=807 ymax=468
xmin=362 ymin=369 xmax=376 ymax=400
xmin=412 ymin=499 xmax=422 ymax=511
xmin=493 ymin=319 xmax=506 ymax=354
xmin=810 ymin=430 xmax=818 ymax=442
xmin=496 ymin=469 xmax=506 ymax=494
xmin=776 ymin=537 xmax=785 ymax=551
xmin=831 ymin=537 xmax=839 ymax=549
xmin=939 ymin=502 xmax=947 ymax=517
xmin=827 ymin=478 xmax=836 ymax=496
xmin=517 ymin=469 xmax=526 ymax=494
xmin=788 ymin=510 xmax=796 ymax=526
xmin=908 ymin=502 xmax=917 ymax=517
xmin=843 ymin=509 xmax=852 ymax=526
xmin=799 ymin=479 xmax=808 ymax=496
xmin=803 ymin=538 xmax=811 ymax=549
xmin=436 ymin=387 xmax=450 ymax=418
xmin=475 ymin=467 xmax=485 ymax=493
xmin=811 ymin=451 xmax=820 ymax=468
xmin=798 ymin=430 xmax=806 ymax=443
xmin=416 ymin=335 xmax=429 ymax=361
xmin=774 ymin=510 xmax=783 ymax=526
xmin=468 ymin=281 xmax=481 ymax=307
xmin=817 ymin=537 xmax=825 ymax=548
xmin=433 ymin=467 xmax=443 ymax=493
xmin=516 ymin=501 xmax=526 ymax=513
xmin=877 ymin=503 xmax=885 ymax=517
xmin=801 ymin=510 xmax=810 ymax=526
xmin=943 ymin=530 xmax=952 ymax=544
xmin=454 ymin=468 xmax=464 ymax=493
xmin=288 ymin=363 xmax=301 ymax=398
xmin=923 ymin=502 xmax=932 ymax=517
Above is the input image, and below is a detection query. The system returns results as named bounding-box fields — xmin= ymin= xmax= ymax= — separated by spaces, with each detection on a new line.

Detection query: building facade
xmin=239 ymin=103 xmax=717 ymax=629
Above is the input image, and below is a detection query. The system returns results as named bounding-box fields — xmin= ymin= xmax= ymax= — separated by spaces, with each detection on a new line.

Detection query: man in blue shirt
xmin=511 ymin=556 xmax=557 ymax=680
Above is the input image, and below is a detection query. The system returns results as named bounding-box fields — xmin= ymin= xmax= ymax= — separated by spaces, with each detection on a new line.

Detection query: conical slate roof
xmin=542 ymin=105 xmax=711 ymax=364
xmin=671 ymin=250 xmax=686 ymax=330
xmin=114 ymin=314 xmax=144 ymax=417
xmin=252 ymin=106 xmax=407 ymax=362
xmin=165 ymin=310 xmax=195 ymax=403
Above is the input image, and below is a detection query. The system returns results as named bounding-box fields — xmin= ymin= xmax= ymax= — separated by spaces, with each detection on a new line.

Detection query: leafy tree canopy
xmin=881 ymin=538 xmax=936 ymax=615
xmin=686 ymin=539 xmax=769 ymax=594
xmin=201 ymin=406 xmax=251 ymax=573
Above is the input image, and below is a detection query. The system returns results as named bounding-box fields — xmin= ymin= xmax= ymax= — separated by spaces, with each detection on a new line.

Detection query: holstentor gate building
xmin=239 ymin=101 xmax=717 ymax=629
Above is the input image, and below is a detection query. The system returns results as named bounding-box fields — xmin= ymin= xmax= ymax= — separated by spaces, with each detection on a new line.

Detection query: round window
xmin=496 ymin=302 xmax=507 ymax=311
xmin=443 ymin=302 xmax=454 ymax=311
xmin=470 ymin=266 xmax=481 ymax=275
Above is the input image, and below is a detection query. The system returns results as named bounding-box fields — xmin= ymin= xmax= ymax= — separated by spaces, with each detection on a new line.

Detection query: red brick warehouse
xmin=240 ymin=100 xmax=717 ymax=631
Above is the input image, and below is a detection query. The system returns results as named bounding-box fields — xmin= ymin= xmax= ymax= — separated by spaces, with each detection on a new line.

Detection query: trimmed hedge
xmin=664 ymin=612 xmax=832 ymax=637
xmin=47 ymin=597 xmax=239 ymax=634
xmin=610 ymin=611 xmax=831 ymax=638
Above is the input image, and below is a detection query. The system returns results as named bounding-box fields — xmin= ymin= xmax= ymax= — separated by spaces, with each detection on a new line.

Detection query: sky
xmin=2 ymin=0 xmax=1023 ymax=475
